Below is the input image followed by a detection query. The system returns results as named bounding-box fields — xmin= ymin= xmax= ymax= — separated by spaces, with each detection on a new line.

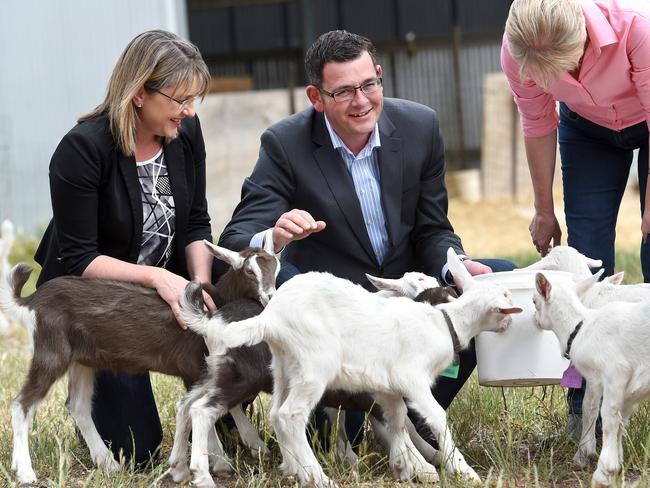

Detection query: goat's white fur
xmin=533 ymin=272 xmax=650 ymax=486
xmin=183 ymin=248 xmax=521 ymax=487
xmin=0 ymin=219 xmax=15 ymax=332
xmin=522 ymin=245 xmax=602 ymax=279
xmin=172 ymin=270 xmax=451 ymax=487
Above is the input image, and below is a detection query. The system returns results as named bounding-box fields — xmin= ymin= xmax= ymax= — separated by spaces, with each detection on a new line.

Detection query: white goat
xmin=533 ymin=272 xmax=650 ymax=487
xmin=0 ymin=219 xmax=15 ymax=332
xmin=182 ymin=248 xmax=522 ymax=488
xmin=0 ymin=240 xmax=278 ymax=485
xmin=168 ymin=271 xmax=455 ymax=487
xmin=522 ymin=245 xmax=602 ymax=279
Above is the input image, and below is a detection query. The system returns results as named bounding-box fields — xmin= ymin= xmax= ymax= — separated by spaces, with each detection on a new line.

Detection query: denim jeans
xmin=558 ymin=102 xmax=649 ymax=413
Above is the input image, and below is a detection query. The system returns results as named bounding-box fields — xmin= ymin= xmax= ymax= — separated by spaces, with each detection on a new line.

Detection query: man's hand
xmin=642 ymin=210 xmax=650 ymax=244
xmin=271 ymin=209 xmax=326 ymax=252
xmin=463 ymin=259 xmax=492 ymax=276
xmin=529 ymin=211 xmax=562 ymax=256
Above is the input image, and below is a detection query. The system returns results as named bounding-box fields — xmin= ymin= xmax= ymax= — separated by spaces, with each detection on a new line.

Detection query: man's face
xmin=309 ymin=51 xmax=383 ymax=150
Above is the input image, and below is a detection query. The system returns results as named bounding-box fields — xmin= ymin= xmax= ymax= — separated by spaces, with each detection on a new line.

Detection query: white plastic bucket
xmin=473 ymin=270 xmax=573 ymax=387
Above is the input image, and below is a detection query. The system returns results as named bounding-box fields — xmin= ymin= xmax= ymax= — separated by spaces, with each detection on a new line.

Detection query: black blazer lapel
xmin=117 ymin=152 xmax=144 ymax=263
xmin=377 ymin=113 xmax=403 ymax=249
xmin=311 ymin=115 xmax=376 ymax=263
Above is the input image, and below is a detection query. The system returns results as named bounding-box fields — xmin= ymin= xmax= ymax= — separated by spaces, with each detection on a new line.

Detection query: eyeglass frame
xmin=147 ymin=87 xmax=201 ymax=110
xmin=318 ymin=77 xmax=383 ymax=103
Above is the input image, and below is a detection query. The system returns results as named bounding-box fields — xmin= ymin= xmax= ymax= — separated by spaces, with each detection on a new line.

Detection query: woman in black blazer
xmin=35 ymin=30 xmax=216 ymax=466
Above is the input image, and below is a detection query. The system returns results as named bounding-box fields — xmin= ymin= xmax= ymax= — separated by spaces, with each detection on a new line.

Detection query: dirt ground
xmin=448 ymin=184 xmax=643 ymax=258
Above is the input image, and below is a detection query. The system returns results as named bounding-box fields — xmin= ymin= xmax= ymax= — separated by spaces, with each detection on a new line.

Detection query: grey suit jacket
xmin=219 ymin=97 xmax=464 ymax=287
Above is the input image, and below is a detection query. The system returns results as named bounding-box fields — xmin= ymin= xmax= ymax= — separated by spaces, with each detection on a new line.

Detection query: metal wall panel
xmin=0 ymin=0 xmax=188 ymax=234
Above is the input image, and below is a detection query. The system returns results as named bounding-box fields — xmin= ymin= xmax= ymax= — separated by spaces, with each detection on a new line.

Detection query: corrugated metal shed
xmin=0 ymin=0 xmax=188 ymax=235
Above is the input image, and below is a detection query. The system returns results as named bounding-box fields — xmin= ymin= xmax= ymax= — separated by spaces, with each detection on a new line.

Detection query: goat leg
xmin=66 ymin=365 xmax=121 ymax=473
xmin=573 ymin=377 xmax=601 ymax=468
xmin=372 ymin=392 xmax=439 ymax=484
xmin=405 ymin=385 xmax=479 ymax=483
xmin=229 ymin=404 xmax=269 ymax=457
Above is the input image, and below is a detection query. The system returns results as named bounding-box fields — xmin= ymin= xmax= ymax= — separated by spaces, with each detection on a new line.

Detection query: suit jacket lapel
xmin=377 ymin=112 xmax=403 ymax=249
xmin=311 ymin=114 xmax=376 ymax=262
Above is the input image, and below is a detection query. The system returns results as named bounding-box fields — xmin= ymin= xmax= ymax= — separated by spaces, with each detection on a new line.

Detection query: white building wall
xmin=0 ymin=0 xmax=188 ymax=234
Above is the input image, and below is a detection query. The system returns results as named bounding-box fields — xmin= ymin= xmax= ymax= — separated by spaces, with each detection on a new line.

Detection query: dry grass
xmin=1 ymin=188 xmax=649 ymax=487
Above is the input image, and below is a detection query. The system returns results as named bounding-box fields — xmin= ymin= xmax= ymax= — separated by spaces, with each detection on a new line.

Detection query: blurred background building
xmin=1 ymin=0 xmax=513 ymax=235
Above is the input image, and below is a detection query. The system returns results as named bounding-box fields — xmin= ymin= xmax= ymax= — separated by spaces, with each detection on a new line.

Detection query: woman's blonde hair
xmin=505 ymin=0 xmax=587 ymax=89
xmin=79 ymin=30 xmax=210 ymax=155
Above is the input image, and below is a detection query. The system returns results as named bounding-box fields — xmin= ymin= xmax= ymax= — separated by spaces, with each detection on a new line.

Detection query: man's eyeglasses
xmin=149 ymin=87 xmax=201 ymax=110
xmin=319 ymin=77 xmax=383 ymax=103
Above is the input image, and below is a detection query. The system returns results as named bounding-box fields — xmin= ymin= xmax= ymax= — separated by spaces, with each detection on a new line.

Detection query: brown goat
xmin=1 ymin=240 xmax=279 ymax=485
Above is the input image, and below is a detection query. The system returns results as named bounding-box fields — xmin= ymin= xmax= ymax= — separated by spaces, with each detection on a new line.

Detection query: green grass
xmin=1 ymin=247 xmax=649 ymax=487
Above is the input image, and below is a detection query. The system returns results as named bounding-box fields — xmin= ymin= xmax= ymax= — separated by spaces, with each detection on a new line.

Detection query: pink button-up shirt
xmin=501 ymin=0 xmax=650 ymax=138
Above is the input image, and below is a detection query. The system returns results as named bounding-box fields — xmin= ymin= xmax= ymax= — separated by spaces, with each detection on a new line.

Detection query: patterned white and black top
xmin=136 ymin=148 xmax=176 ymax=267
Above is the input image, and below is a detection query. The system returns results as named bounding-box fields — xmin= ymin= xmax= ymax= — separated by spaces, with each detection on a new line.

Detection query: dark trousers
xmin=558 ymin=102 xmax=649 ymax=413
xmin=91 ymin=371 xmax=163 ymax=466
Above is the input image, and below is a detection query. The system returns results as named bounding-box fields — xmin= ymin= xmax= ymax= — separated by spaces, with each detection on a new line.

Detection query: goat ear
xmin=604 ymin=271 xmax=624 ymax=285
xmin=575 ymin=269 xmax=603 ymax=298
xmin=496 ymin=306 xmax=523 ymax=315
xmin=446 ymin=247 xmax=473 ymax=290
xmin=583 ymin=255 xmax=603 ymax=269
xmin=366 ymin=274 xmax=401 ymax=292
xmin=203 ymin=240 xmax=245 ymax=269
xmin=535 ymin=272 xmax=552 ymax=300
xmin=521 ymin=255 xmax=553 ymax=270
xmin=262 ymin=234 xmax=275 ymax=255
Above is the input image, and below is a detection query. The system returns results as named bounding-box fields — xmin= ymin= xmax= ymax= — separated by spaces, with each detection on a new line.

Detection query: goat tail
xmin=181 ymin=281 xmax=212 ymax=337
xmin=215 ymin=316 xmax=267 ymax=353
xmin=0 ymin=263 xmax=33 ymax=332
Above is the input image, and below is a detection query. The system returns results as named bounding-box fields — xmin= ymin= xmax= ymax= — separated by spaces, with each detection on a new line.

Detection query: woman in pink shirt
xmin=502 ymin=0 xmax=650 ymax=436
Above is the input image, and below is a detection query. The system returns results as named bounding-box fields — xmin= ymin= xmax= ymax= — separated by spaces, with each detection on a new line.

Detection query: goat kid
xmin=184 ymin=248 xmax=521 ymax=488
xmin=0 ymin=219 xmax=15 ymax=332
xmin=522 ymin=245 xmax=603 ymax=279
xmin=534 ymin=272 xmax=650 ymax=487
xmin=0 ymin=239 xmax=278 ymax=485
xmin=168 ymin=271 xmax=455 ymax=488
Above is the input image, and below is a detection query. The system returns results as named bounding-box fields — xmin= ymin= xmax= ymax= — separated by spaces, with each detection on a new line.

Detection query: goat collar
xmin=563 ymin=320 xmax=584 ymax=359
xmin=440 ymin=309 xmax=461 ymax=365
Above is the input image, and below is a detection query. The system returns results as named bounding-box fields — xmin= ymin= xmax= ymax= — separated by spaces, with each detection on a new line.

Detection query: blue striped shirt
xmin=324 ymin=116 xmax=390 ymax=264
xmin=251 ymin=117 xmax=391 ymax=265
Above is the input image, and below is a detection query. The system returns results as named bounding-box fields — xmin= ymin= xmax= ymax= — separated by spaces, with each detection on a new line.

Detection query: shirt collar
xmin=324 ymin=114 xmax=381 ymax=159
xmin=581 ymin=0 xmax=619 ymax=57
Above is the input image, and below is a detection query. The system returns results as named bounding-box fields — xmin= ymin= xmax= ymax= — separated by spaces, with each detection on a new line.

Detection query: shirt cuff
xmin=441 ymin=254 xmax=469 ymax=286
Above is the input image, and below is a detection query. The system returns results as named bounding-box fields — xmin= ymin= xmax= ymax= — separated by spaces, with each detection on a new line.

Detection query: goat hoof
xmin=417 ymin=469 xmax=440 ymax=484
xmin=169 ymin=465 xmax=191 ymax=483
xmin=592 ymin=468 xmax=613 ymax=487
xmin=16 ymin=468 xmax=37 ymax=485
xmin=280 ymin=460 xmax=299 ymax=476
xmin=210 ymin=458 xmax=231 ymax=474
xmin=573 ymin=450 xmax=590 ymax=469
xmin=462 ymin=467 xmax=481 ymax=483
xmin=302 ymin=472 xmax=338 ymax=488
xmin=250 ymin=443 xmax=270 ymax=457
xmin=190 ymin=472 xmax=216 ymax=488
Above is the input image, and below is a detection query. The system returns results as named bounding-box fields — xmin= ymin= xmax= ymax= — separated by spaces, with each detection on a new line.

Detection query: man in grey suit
xmin=219 ymin=30 xmax=514 ymax=448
